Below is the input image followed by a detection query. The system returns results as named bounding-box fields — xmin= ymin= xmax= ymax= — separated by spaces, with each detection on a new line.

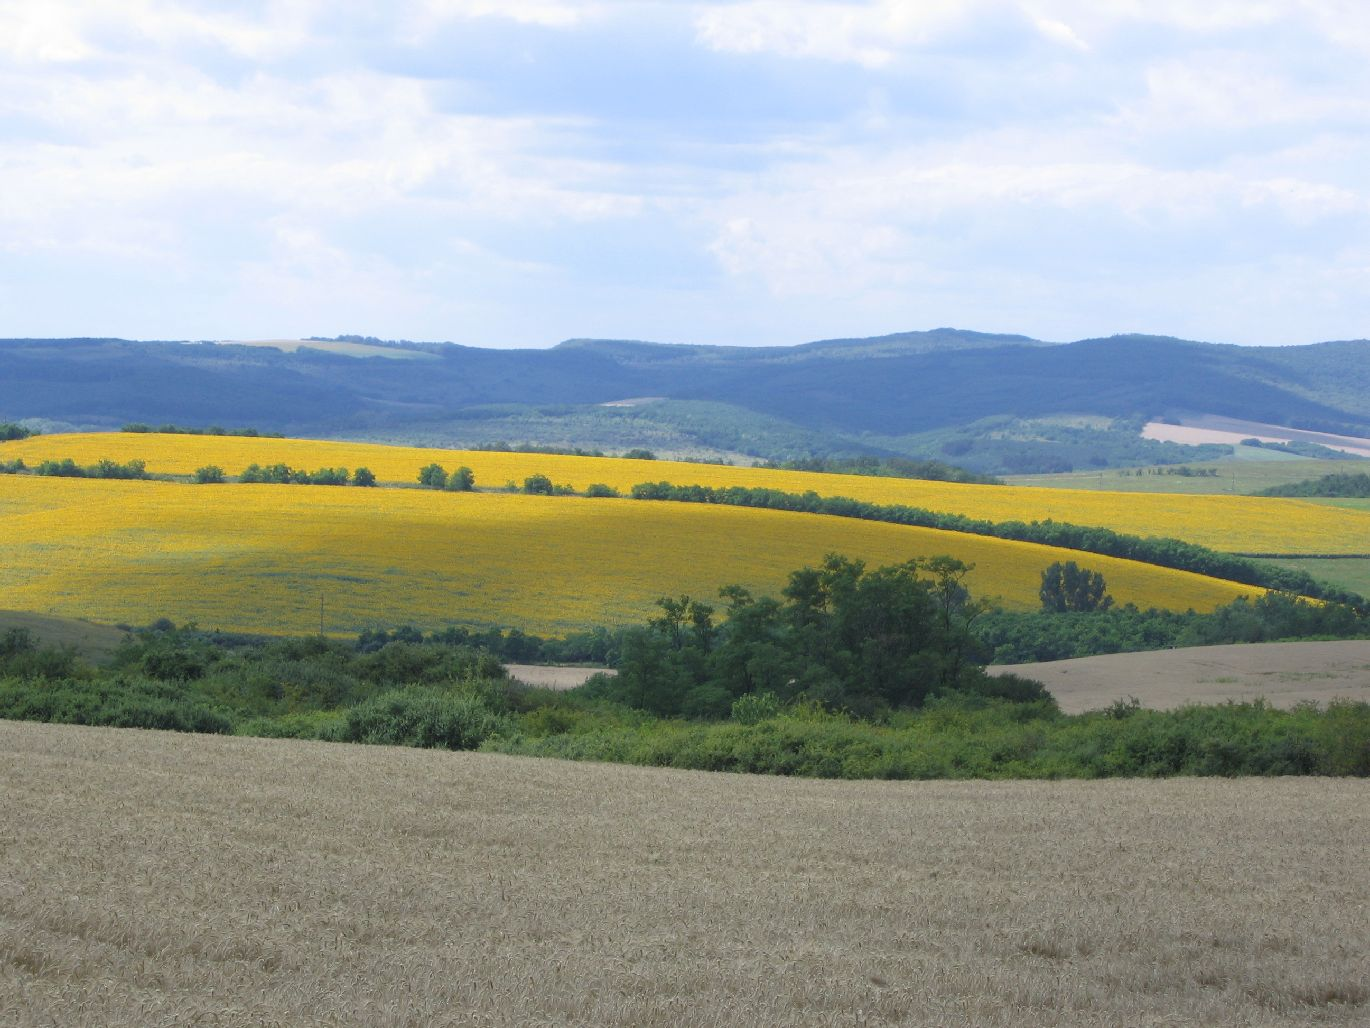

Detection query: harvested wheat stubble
xmin=2 ymin=721 xmax=1368 ymax=1027
xmin=990 ymin=640 xmax=1370 ymax=714
xmin=504 ymin=663 xmax=615 ymax=689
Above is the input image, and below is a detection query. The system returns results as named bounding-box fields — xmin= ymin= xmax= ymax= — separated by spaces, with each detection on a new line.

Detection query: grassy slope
xmin=0 ymin=610 xmax=128 ymax=661
xmin=1005 ymin=457 xmax=1358 ymax=494
xmin=7 ymin=433 xmax=1370 ymax=554
xmin=0 ymin=476 xmax=1255 ymax=636
xmin=1260 ymin=557 xmax=1370 ymax=597
xmin=4 ymin=720 xmax=1368 ymax=1027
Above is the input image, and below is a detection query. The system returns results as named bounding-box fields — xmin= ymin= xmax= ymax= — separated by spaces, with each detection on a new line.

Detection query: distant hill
xmin=1 ymin=330 xmax=1367 ymax=472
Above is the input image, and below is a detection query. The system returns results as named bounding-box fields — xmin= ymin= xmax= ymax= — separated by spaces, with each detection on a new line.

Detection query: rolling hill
xmin=0 ymin=473 xmax=1258 ymax=636
xmin=2 ymin=330 xmax=1367 ymax=472
xmin=7 ymin=433 xmax=1368 ymax=556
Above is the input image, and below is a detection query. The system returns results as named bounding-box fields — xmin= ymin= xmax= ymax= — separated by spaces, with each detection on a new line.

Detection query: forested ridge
xmin=3 ymin=332 xmax=1367 ymax=470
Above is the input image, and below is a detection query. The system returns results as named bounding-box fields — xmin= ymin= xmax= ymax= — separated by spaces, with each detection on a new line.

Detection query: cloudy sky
xmin=2 ymin=1 xmax=1368 ymax=347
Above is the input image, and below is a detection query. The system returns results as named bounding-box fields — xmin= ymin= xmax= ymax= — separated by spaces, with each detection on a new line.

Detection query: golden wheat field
xmin=8 ymin=432 xmax=1369 ymax=554
xmin=3 ymin=720 xmax=1368 ymax=1027
xmin=0 ymin=475 xmax=1255 ymax=635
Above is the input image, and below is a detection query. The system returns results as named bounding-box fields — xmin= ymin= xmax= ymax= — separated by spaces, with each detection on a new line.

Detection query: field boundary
xmin=1237 ymin=553 xmax=1370 ymax=559
xmin=625 ymin=481 xmax=1368 ymax=605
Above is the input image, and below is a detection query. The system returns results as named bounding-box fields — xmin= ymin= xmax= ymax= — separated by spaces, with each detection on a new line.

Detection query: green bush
xmin=446 ymin=466 xmax=475 ymax=491
xmin=522 ymin=473 xmax=553 ymax=495
xmin=418 ymin=463 xmax=448 ymax=489
xmin=489 ymin=699 xmax=1370 ymax=781
xmin=236 ymin=710 xmax=348 ymax=740
xmin=730 ymin=691 xmax=781 ymax=724
xmin=343 ymin=687 xmax=510 ymax=749
xmin=0 ymin=676 xmax=231 ymax=734
xmin=193 ymin=465 xmax=226 ymax=484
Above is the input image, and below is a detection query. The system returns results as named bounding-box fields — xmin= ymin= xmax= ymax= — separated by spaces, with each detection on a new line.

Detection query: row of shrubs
xmin=4 ymin=665 xmax=1367 ymax=779
xmin=487 ymin=695 xmax=1370 ymax=779
xmin=0 ymin=457 xmax=150 ymax=479
xmin=416 ymin=462 xmax=623 ymax=498
xmin=122 ymin=423 xmax=283 ymax=438
xmin=234 ymin=463 xmax=373 ymax=486
xmin=4 ymin=619 xmax=1367 ymax=780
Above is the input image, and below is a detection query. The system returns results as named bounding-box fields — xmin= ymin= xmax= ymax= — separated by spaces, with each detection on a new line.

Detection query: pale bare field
xmin=1142 ymin=416 xmax=1370 ymax=458
xmin=991 ymin=640 xmax=1370 ymax=714
xmin=214 ymin=338 xmax=439 ymax=360
xmin=505 ymin=663 xmax=615 ymax=689
xmin=3 ymin=721 xmax=1368 ymax=1027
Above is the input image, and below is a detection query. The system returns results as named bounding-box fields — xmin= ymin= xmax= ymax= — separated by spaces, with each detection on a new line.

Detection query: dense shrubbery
xmin=0 ymin=671 xmax=231 ymax=735
xmin=417 ymin=463 xmax=475 ymax=490
xmin=0 ymin=422 xmax=34 ymax=441
xmin=238 ymin=463 xmax=365 ymax=486
xmin=1 ymin=614 xmax=1366 ymax=778
xmin=587 ymin=554 xmax=1036 ymax=719
xmin=32 ymin=457 xmax=148 ymax=479
xmin=342 ymin=687 xmax=510 ymax=749
xmin=487 ymin=697 xmax=1370 ymax=779
xmin=0 ymin=624 xmax=510 ymax=745
xmin=982 ymin=591 xmax=1369 ymax=663
xmin=626 ymin=480 xmax=1368 ymax=607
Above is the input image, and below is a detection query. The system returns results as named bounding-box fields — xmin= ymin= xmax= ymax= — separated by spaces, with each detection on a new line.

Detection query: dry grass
xmin=8 ymin=432 xmax=1370 ymax=554
xmin=991 ymin=640 xmax=1370 ymax=714
xmin=1005 ymin=459 xmax=1355 ymax=495
xmin=2 ymin=720 xmax=1367 ymax=1027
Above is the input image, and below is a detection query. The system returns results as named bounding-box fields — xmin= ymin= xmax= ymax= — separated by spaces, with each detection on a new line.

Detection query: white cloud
xmin=3 ymin=1 xmax=1370 ymax=344
xmin=694 ymin=1 xmax=987 ymax=67
xmin=0 ymin=3 xmax=94 ymax=62
xmin=413 ymin=0 xmax=602 ymax=27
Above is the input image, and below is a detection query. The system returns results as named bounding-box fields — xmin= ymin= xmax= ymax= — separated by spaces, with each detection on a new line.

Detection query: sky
xmin=2 ymin=1 xmax=1369 ymax=348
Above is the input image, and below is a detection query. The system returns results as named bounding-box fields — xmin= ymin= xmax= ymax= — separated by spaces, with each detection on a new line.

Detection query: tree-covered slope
xmin=2 ymin=331 xmax=1366 ymax=468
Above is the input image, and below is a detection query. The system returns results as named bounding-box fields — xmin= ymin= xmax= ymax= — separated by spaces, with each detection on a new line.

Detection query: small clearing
xmin=505 ymin=663 xmax=615 ymax=689
xmin=1143 ymin=415 xmax=1370 ymax=458
xmin=992 ymin=640 xmax=1370 ymax=713
xmin=0 ymin=610 xmax=129 ymax=661
xmin=597 ymin=396 xmax=665 ymax=407
xmin=212 ymin=339 xmax=438 ymax=360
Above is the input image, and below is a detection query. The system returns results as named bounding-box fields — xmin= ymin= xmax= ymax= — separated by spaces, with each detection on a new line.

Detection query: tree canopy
xmin=590 ymin=554 xmax=1037 ymax=718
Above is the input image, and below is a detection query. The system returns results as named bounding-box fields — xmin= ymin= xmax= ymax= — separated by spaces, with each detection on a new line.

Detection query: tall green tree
xmin=1039 ymin=561 xmax=1114 ymax=613
xmin=418 ymin=464 xmax=448 ymax=489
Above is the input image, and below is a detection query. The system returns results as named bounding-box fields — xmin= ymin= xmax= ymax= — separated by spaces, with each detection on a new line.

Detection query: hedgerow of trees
xmin=624 ymin=480 xmax=1367 ymax=608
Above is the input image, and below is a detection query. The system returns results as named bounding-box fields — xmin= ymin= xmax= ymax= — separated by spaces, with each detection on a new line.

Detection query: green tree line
xmin=625 ymin=480 xmax=1367 ymax=608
